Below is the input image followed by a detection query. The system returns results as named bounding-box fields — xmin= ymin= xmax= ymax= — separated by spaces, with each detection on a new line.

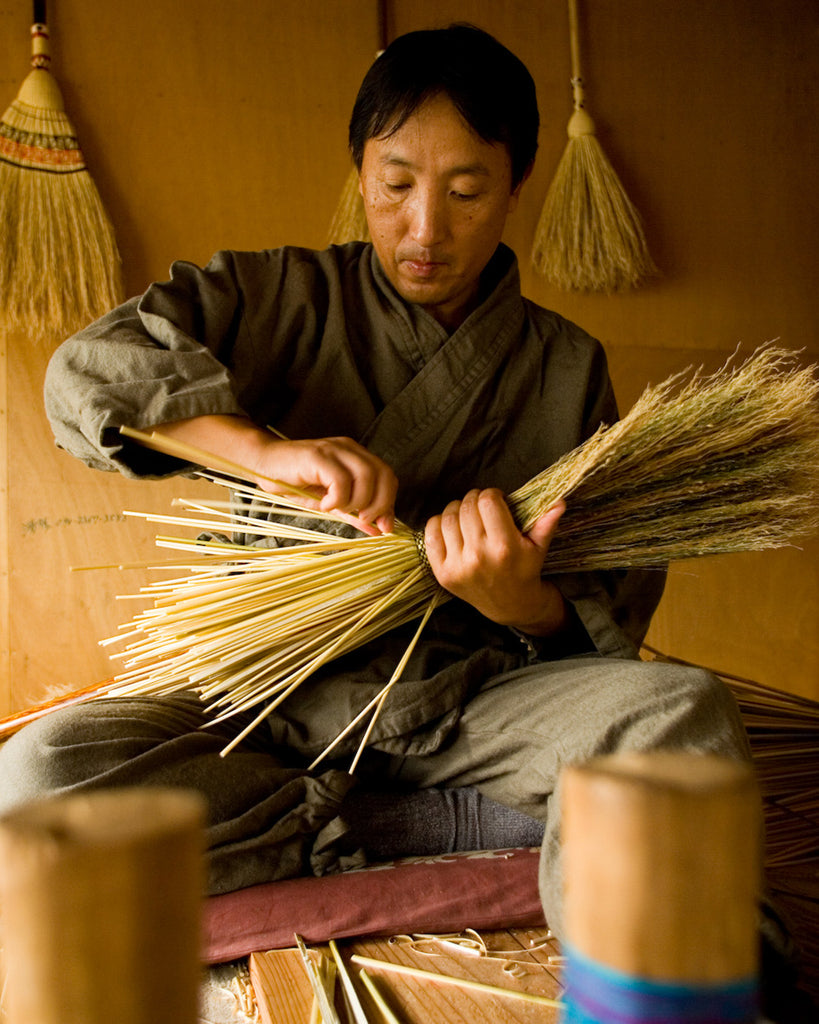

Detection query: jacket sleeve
xmin=43 ymin=250 xmax=293 ymax=477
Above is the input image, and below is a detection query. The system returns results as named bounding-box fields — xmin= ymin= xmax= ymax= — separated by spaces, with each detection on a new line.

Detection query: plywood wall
xmin=0 ymin=0 xmax=816 ymax=717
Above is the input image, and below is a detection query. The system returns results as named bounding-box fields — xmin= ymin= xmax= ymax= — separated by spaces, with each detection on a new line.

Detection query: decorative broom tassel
xmin=0 ymin=4 xmax=123 ymax=338
xmin=531 ymin=0 xmax=658 ymax=293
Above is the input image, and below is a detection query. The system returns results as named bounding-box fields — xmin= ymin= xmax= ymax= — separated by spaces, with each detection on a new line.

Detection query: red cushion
xmin=203 ymin=847 xmax=544 ymax=963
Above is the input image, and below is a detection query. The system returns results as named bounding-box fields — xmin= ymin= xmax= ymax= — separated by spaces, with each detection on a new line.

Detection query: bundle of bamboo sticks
xmin=96 ymin=346 xmax=818 ymax=755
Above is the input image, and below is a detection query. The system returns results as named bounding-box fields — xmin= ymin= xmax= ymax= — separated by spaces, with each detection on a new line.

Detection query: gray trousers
xmin=0 ymin=656 xmax=750 ymax=939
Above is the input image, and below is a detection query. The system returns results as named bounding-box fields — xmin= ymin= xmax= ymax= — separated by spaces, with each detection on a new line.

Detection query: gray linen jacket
xmin=45 ymin=242 xmax=665 ymax=762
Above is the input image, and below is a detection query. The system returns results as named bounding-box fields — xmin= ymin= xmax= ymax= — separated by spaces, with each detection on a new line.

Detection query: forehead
xmin=364 ymin=95 xmax=512 ymax=178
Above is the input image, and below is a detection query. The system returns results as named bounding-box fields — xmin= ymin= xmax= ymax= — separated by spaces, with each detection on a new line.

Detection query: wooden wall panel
xmin=0 ymin=0 xmax=816 ymax=713
xmin=5 ymin=326 xmax=214 ymax=706
xmin=0 ymin=0 xmax=381 ymax=715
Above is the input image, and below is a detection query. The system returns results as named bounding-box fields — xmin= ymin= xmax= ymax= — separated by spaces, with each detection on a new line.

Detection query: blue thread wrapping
xmin=560 ymin=944 xmax=758 ymax=1024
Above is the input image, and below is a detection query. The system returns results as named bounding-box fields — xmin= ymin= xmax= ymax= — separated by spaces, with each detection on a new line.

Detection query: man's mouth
xmin=401 ymin=257 xmax=447 ymax=279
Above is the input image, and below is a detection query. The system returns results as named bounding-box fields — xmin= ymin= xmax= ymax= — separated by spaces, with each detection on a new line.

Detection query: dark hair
xmin=349 ymin=24 xmax=539 ymax=190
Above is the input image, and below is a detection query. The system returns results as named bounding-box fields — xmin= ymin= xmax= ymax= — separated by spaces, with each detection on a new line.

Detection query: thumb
xmin=526 ymin=500 xmax=566 ymax=554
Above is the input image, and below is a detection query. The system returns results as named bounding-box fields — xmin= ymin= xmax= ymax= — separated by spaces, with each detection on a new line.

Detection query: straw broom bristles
xmin=531 ymin=0 xmax=657 ymax=293
xmin=327 ymin=164 xmax=369 ymax=245
xmin=326 ymin=0 xmax=386 ymax=248
xmin=96 ymin=346 xmax=818 ymax=756
xmin=529 ymin=119 xmax=658 ymax=293
xmin=0 ymin=13 xmax=122 ymax=338
xmin=511 ymin=345 xmax=819 ymax=569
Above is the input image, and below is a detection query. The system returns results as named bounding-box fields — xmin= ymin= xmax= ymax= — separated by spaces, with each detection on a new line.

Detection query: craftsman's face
xmin=359 ymin=94 xmax=524 ymax=331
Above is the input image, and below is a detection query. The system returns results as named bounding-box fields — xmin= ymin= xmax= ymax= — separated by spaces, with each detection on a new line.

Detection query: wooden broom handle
xmin=31 ymin=0 xmax=51 ymax=70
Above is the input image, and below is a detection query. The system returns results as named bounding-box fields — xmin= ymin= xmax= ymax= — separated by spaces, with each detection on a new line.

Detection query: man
xmin=0 ymin=25 xmax=749 ymax=937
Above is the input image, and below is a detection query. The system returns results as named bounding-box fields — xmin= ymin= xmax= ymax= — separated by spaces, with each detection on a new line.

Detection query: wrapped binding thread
xmin=561 ymin=752 xmax=761 ymax=1023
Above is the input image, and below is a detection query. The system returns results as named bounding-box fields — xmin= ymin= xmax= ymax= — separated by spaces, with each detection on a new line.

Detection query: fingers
xmin=424 ymin=488 xmax=513 ymax=575
xmin=255 ymin=437 xmax=398 ymax=533
xmin=148 ymin=417 xmax=398 ymax=534
xmin=526 ymin=499 xmax=566 ymax=554
xmin=424 ymin=489 xmax=565 ymax=586
xmin=316 ymin=438 xmax=397 ymax=528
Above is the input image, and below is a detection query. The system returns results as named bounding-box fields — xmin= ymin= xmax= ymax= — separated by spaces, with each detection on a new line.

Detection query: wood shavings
xmin=200 ymin=961 xmax=260 ymax=1024
xmin=388 ymin=928 xmax=557 ymax=979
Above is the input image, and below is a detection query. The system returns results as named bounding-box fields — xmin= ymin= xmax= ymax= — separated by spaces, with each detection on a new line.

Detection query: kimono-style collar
xmin=367 ymin=243 xmax=521 ymax=367
xmin=358 ymin=243 xmax=529 ymax=521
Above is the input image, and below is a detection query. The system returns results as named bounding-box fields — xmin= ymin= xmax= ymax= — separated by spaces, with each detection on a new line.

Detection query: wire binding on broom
xmin=94 ymin=346 xmax=818 ymax=755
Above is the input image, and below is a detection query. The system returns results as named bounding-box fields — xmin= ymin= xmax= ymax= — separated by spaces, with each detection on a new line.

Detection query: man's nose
xmin=409 ymin=189 xmax=449 ymax=247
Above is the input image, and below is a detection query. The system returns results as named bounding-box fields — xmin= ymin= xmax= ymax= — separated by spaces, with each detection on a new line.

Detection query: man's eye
xmin=385 ymin=182 xmax=411 ymax=192
xmin=453 ymin=191 xmax=480 ymax=201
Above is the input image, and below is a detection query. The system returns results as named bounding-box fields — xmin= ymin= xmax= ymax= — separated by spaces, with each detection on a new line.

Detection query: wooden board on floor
xmin=250 ymin=928 xmax=563 ymax=1024
xmin=250 ymin=948 xmax=319 ymax=1024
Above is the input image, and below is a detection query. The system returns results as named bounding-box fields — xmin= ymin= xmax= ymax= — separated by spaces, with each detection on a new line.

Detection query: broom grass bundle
xmin=0 ymin=4 xmax=122 ymax=338
xmin=513 ymin=345 xmax=819 ymax=569
xmin=88 ymin=345 xmax=819 ymax=760
xmin=531 ymin=0 xmax=657 ymax=293
xmin=102 ymin=475 xmax=442 ymax=760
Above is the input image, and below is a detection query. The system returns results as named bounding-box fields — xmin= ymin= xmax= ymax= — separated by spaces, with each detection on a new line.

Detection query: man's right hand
xmin=150 ymin=414 xmax=398 ymax=535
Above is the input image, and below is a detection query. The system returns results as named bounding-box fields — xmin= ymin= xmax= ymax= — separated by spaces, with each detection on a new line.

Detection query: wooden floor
xmin=250 ymin=928 xmax=563 ymax=1024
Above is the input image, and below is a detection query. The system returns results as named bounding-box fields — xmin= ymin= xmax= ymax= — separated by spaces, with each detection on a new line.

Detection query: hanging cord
xmin=567 ymin=0 xmax=596 ymax=138
xmin=376 ymin=0 xmax=390 ymax=54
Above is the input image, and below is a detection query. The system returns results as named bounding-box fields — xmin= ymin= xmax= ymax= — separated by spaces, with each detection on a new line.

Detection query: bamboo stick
xmin=294 ymin=934 xmax=342 ymax=1024
xmin=329 ymin=940 xmax=372 ymax=1024
xmin=358 ymin=971 xmax=403 ymax=1024
xmin=350 ymin=955 xmax=563 ymax=1009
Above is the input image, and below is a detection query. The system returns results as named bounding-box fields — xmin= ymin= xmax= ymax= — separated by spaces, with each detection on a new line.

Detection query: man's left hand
xmin=423 ymin=489 xmax=568 ymax=636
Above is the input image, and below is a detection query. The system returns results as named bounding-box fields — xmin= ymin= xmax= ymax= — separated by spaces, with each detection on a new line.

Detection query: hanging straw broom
xmin=73 ymin=344 xmax=819 ymax=762
xmin=531 ymin=0 xmax=658 ymax=292
xmin=0 ymin=1 xmax=123 ymax=338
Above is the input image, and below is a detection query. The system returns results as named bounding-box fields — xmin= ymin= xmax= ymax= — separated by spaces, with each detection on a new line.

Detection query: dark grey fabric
xmin=0 ymin=656 xmax=750 ymax=935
